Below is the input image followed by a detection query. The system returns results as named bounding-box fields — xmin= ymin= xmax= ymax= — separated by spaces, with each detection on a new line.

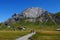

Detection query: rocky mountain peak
xmin=4 ymin=7 xmax=59 ymax=25
xmin=23 ymin=7 xmax=46 ymax=18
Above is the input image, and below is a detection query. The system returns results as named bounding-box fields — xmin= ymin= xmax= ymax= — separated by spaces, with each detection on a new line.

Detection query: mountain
xmin=23 ymin=7 xmax=47 ymax=22
xmin=23 ymin=7 xmax=46 ymax=18
xmin=53 ymin=12 xmax=60 ymax=23
xmin=3 ymin=7 xmax=60 ymax=26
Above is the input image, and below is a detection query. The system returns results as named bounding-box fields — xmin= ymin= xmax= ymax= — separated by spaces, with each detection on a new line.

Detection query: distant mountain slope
xmin=23 ymin=7 xmax=46 ymax=18
xmin=3 ymin=7 xmax=60 ymax=26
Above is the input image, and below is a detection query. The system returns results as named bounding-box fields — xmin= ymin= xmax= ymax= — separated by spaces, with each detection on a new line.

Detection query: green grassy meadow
xmin=31 ymin=31 xmax=60 ymax=40
xmin=0 ymin=31 xmax=29 ymax=40
xmin=0 ymin=21 xmax=60 ymax=40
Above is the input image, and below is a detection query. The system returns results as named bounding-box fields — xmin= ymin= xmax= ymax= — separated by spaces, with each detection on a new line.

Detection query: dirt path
xmin=16 ymin=32 xmax=36 ymax=40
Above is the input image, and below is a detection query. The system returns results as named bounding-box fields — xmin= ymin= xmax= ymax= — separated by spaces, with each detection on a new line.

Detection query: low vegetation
xmin=31 ymin=31 xmax=60 ymax=40
xmin=0 ymin=31 xmax=29 ymax=40
xmin=0 ymin=13 xmax=60 ymax=40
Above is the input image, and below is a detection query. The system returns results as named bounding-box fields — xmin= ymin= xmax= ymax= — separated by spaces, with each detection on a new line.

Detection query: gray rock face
xmin=4 ymin=7 xmax=49 ymax=25
xmin=23 ymin=7 xmax=49 ymax=22
xmin=12 ymin=13 xmax=24 ymax=21
xmin=23 ymin=7 xmax=46 ymax=18
xmin=4 ymin=13 xmax=24 ymax=25
xmin=4 ymin=7 xmax=57 ymax=25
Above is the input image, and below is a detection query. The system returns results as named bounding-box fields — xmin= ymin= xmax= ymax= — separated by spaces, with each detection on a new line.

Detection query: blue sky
xmin=0 ymin=0 xmax=60 ymax=22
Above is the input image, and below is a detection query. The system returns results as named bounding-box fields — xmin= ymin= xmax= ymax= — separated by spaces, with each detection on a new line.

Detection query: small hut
xmin=17 ymin=26 xmax=26 ymax=30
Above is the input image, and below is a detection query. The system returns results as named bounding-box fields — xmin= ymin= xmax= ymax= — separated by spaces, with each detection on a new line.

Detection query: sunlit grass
xmin=0 ymin=31 xmax=29 ymax=40
xmin=31 ymin=31 xmax=60 ymax=40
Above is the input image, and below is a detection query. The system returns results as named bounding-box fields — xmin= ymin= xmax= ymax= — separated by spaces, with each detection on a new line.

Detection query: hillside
xmin=3 ymin=7 xmax=58 ymax=25
xmin=0 ymin=7 xmax=60 ymax=30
